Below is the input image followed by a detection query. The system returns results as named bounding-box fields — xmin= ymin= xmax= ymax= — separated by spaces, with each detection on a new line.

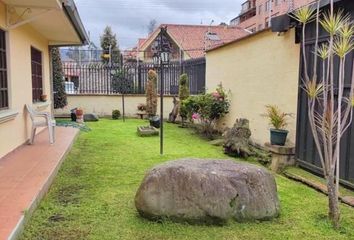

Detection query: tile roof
xmin=141 ymin=24 xmax=249 ymax=59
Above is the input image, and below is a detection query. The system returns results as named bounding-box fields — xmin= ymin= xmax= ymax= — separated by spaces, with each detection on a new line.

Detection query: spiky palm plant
xmin=291 ymin=0 xmax=354 ymax=228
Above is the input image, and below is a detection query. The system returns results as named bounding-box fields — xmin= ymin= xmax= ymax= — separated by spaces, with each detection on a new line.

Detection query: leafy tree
xmin=146 ymin=70 xmax=158 ymax=117
xmin=51 ymin=47 xmax=67 ymax=109
xmin=111 ymin=69 xmax=133 ymax=94
xmin=147 ymin=19 xmax=158 ymax=34
xmin=100 ymin=26 xmax=121 ymax=64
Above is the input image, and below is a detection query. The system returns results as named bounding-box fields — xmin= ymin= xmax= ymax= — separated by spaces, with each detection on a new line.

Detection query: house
xmin=129 ymin=24 xmax=249 ymax=62
xmin=0 ymin=0 xmax=88 ymax=159
xmin=230 ymin=0 xmax=316 ymax=32
xmin=123 ymin=38 xmax=146 ymax=62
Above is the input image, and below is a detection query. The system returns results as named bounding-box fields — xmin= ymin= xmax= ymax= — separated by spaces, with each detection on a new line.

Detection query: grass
xmin=285 ymin=167 xmax=354 ymax=198
xmin=20 ymin=119 xmax=354 ymax=240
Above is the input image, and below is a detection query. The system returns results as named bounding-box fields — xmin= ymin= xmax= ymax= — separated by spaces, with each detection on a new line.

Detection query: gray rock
xmin=84 ymin=113 xmax=99 ymax=122
xmin=135 ymin=159 xmax=280 ymax=225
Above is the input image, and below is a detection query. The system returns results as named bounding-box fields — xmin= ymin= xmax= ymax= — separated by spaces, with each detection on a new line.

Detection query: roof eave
xmin=206 ymin=28 xmax=270 ymax=53
xmin=61 ymin=0 xmax=89 ymax=46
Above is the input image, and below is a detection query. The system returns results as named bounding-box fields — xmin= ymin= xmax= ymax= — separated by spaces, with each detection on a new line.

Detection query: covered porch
xmin=0 ymin=127 xmax=79 ymax=240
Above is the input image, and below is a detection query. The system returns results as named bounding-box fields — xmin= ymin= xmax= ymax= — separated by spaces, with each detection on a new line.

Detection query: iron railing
xmin=62 ymin=58 xmax=206 ymax=95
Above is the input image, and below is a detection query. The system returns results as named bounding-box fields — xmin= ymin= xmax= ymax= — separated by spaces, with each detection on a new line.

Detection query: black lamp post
xmin=153 ymin=26 xmax=171 ymax=155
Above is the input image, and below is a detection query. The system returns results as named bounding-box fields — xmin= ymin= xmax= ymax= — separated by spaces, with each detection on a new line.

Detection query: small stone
xmin=83 ymin=113 xmax=99 ymax=122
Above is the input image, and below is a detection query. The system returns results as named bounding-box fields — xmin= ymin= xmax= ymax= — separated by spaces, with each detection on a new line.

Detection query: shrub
xmin=182 ymin=84 xmax=230 ymax=138
xmin=178 ymin=74 xmax=190 ymax=124
xmin=112 ymin=110 xmax=121 ymax=120
xmin=146 ymin=70 xmax=158 ymax=117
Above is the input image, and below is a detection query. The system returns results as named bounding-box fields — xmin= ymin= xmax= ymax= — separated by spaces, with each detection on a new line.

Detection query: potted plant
xmin=264 ymin=105 xmax=291 ymax=146
xmin=40 ymin=94 xmax=47 ymax=102
xmin=137 ymin=103 xmax=147 ymax=112
xmin=75 ymin=108 xmax=84 ymax=123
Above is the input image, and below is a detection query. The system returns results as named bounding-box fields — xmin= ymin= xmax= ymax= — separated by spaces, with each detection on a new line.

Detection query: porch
xmin=0 ymin=127 xmax=79 ymax=240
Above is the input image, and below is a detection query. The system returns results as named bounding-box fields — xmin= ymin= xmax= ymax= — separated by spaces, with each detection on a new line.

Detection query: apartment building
xmin=230 ymin=0 xmax=316 ymax=32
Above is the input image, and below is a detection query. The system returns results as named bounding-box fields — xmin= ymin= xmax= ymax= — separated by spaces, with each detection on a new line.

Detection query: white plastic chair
xmin=25 ymin=104 xmax=56 ymax=144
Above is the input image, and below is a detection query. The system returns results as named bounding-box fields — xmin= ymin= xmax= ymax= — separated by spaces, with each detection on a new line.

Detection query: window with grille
xmin=0 ymin=29 xmax=8 ymax=110
xmin=31 ymin=47 xmax=43 ymax=102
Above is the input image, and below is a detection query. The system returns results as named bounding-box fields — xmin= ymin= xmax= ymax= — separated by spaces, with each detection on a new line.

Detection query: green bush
xmin=112 ymin=110 xmax=121 ymax=120
xmin=182 ymin=84 xmax=230 ymax=138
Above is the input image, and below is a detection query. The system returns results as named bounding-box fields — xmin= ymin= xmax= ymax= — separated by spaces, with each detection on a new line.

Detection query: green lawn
xmin=20 ymin=119 xmax=354 ymax=240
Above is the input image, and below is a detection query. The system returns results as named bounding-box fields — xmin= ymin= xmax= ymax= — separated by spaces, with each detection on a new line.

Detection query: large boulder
xmin=135 ymin=159 xmax=280 ymax=225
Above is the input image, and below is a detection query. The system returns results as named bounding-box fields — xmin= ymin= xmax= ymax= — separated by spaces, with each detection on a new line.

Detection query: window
xmin=274 ymin=0 xmax=279 ymax=6
xmin=265 ymin=1 xmax=270 ymax=11
xmin=31 ymin=47 xmax=43 ymax=102
xmin=258 ymin=4 xmax=263 ymax=15
xmin=0 ymin=29 xmax=8 ymax=110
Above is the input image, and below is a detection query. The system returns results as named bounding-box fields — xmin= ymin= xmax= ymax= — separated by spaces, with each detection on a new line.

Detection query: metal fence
xmin=62 ymin=58 xmax=206 ymax=95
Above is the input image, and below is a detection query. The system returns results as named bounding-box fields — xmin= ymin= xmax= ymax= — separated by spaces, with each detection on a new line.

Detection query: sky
xmin=74 ymin=0 xmax=243 ymax=50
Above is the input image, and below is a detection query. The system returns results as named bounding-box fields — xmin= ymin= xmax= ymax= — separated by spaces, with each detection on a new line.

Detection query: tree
xmin=291 ymin=1 xmax=354 ymax=228
xmin=146 ymin=70 xmax=158 ymax=117
xmin=100 ymin=26 xmax=121 ymax=64
xmin=51 ymin=47 xmax=67 ymax=109
xmin=178 ymin=73 xmax=190 ymax=126
xmin=147 ymin=19 xmax=158 ymax=34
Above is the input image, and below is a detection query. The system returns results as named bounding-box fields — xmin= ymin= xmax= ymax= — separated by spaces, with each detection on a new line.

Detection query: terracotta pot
xmin=76 ymin=109 xmax=84 ymax=116
xmin=40 ymin=94 xmax=47 ymax=102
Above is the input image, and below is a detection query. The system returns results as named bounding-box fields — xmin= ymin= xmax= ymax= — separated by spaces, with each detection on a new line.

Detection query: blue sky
xmin=75 ymin=0 xmax=243 ymax=50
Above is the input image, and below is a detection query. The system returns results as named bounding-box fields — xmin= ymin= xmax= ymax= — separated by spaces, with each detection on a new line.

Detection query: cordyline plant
xmin=290 ymin=0 xmax=354 ymax=228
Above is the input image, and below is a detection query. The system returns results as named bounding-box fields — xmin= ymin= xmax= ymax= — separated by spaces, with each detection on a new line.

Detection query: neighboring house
xmin=230 ymin=0 xmax=316 ymax=32
xmin=0 ymin=0 xmax=88 ymax=159
xmin=129 ymin=24 xmax=249 ymax=62
xmin=123 ymin=38 xmax=146 ymax=62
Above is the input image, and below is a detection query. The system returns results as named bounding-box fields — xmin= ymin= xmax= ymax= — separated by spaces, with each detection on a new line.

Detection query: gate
xmin=295 ymin=0 xmax=354 ymax=188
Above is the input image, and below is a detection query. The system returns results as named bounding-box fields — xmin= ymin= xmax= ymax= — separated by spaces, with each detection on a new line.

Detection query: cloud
xmin=75 ymin=0 xmax=243 ymax=49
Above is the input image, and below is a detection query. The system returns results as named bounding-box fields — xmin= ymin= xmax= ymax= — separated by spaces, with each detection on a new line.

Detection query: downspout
xmin=48 ymin=46 xmax=54 ymax=115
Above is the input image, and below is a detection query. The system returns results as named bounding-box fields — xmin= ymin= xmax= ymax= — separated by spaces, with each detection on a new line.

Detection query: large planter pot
xmin=270 ymin=129 xmax=288 ymax=146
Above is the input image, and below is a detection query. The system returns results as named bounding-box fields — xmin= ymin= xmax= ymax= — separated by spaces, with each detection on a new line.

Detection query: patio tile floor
xmin=0 ymin=127 xmax=79 ymax=240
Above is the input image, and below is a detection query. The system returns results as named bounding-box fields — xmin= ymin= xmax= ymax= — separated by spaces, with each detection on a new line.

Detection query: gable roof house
xmin=0 ymin=0 xmax=88 ymax=159
xmin=126 ymin=24 xmax=249 ymax=63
